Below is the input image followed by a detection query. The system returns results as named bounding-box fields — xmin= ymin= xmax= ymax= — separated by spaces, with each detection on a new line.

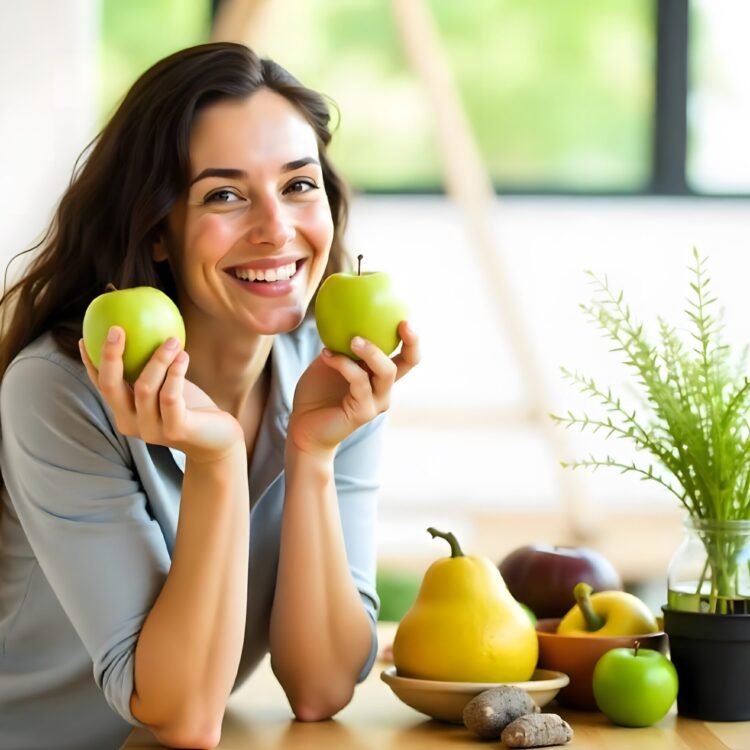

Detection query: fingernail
xmin=351 ymin=336 xmax=366 ymax=350
xmin=107 ymin=327 xmax=119 ymax=343
xmin=322 ymin=348 xmax=333 ymax=357
xmin=404 ymin=322 xmax=415 ymax=335
xmin=165 ymin=337 xmax=179 ymax=350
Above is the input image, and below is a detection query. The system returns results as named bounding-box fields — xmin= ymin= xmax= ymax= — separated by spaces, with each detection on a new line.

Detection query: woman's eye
xmin=284 ymin=179 xmax=318 ymax=195
xmin=204 ymin=189 xmax=241 ymax=204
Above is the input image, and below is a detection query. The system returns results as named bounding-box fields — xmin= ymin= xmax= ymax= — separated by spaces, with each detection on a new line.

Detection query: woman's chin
xmin=253 ymin=308 xmax=306 ymax=335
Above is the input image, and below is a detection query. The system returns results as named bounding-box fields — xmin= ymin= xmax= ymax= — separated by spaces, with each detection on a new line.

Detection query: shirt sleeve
xmin=0 ymin=354 xmax=171 ymax=727
xmin=333 ymin=412 xmax=385 ymax=683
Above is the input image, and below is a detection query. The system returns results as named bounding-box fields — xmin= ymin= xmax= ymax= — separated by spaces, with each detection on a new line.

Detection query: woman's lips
xmin=225 ymin=259 xmax=305 ymax=298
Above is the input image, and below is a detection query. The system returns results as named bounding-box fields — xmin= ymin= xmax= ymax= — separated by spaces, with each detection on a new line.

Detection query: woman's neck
xmin=184 ymin=323 xmax=275 ymax=421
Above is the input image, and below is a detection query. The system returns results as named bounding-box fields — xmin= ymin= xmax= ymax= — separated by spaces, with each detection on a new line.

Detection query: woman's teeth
xmin=232 ymin=261 xmax=297 ymax=282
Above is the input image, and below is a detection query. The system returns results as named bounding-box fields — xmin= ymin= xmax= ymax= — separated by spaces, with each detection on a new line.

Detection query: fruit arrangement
xmin=386 ymin=533 xmax=680 ymax=732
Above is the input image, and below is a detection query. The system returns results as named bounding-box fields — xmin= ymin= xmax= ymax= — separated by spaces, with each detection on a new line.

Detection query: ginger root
xmin=463 ymin=686 xmax=539 ymax=739
xmin=501 ymin=712 xmax=573 ymax=748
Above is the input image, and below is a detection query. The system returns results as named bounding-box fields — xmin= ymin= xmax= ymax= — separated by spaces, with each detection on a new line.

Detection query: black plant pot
xmin=663 ymin=607 xmax=750 ymax=721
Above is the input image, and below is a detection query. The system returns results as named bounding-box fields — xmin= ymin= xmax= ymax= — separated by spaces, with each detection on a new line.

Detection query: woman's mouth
xmin=225 ymin=259 xmax=306 ymax=298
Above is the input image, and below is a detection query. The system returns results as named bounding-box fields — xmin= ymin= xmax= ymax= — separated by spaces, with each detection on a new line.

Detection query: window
xmin=688 ymin=0 xmax=750 ymax=193
xmin=255 ymin=0 xmax=655 ymax=192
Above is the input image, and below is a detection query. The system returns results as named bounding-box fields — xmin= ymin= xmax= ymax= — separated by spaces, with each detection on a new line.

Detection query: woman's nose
xmin=246 ymin=197 xmax=296 ymax=248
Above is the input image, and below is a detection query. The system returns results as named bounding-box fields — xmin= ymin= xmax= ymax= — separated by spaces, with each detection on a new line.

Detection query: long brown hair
xmin=0 ymin=41 xmax=350 ymax=377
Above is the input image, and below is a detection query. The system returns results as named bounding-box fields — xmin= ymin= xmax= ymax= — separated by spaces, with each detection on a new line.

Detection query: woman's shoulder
xmin=2 ymin=330 xmax=96 ymax=405
xmin=5 ymin=330 xmax=87 ymax=380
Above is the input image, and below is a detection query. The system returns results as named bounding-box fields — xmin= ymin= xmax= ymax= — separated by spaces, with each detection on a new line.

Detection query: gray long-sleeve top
xmin=0 ymin=320 xmax=381 ymax=750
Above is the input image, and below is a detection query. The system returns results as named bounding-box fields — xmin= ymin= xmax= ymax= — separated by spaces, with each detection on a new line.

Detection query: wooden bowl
xmin=535 ymin=618 xmax=668 ymax=710
xmin=380 ymin=666 xmax=569 ymax=723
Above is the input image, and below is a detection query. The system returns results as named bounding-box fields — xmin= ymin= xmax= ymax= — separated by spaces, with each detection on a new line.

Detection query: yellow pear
xmin=393 ymin=528 xmax=539 ymax=682
xmin=557 ymin=582 xmax=659 ymax=636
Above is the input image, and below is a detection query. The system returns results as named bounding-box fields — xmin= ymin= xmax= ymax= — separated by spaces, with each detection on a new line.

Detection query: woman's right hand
xmin=79 ymin=326 xmax=244 ymax=464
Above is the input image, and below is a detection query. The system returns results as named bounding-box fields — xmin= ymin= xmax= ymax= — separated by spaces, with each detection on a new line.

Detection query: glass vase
xmin=667 ymin=518 xmax=750 ymax=614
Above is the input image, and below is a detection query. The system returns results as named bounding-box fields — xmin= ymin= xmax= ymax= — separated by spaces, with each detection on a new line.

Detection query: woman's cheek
xmin=188 ymin=214 xmax=238 ymax=263
xmin=305 ymin=200 xmax=335 ymax=257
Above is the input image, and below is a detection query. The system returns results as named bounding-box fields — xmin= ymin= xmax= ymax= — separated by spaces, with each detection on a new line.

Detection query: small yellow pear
xmin=557 ymin=582 xmax=659 ymax=636
xmin=393 ymin=528 xmax=538 ymax=682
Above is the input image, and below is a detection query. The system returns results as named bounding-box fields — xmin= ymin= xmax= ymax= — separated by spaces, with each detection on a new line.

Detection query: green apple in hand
xmin=83 ymin=285 xmax=185 ymax=383
xmin=314 ymin=254 xmax=408 ymax=360
xmin=592 ymin=641 xmax=678 ymax=727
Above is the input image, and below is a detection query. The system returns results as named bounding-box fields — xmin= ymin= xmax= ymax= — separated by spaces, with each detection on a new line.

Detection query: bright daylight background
xmin=2 ymin=0 xmax=749 ymax=616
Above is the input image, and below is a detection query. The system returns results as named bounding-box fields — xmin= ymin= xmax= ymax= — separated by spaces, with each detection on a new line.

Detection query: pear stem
xmin=633 ymin=640 xmax=641 ymax=657
xmin=105 ymin=283 xmax=118 ymax=293
xmin=574 ymin=582 xmax=605 ymax=631
xmin=427 ymin=527 xmax=464 ymax=558
xmin=357 ymin=254 xmax=363 ymax=276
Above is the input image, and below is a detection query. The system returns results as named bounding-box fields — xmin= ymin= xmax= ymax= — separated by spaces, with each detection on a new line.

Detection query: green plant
xmin=552 ymin=249 xmax=750 ymax=613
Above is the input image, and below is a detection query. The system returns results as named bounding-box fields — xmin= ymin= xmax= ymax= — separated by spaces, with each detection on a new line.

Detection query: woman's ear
xmin=152 ymin=236 xmax=169 ymax=262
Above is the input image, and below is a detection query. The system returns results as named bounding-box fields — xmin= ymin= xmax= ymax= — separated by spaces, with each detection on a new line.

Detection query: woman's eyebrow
xmin=189 ymin=158 xmax=320 ymax=187
xmin=281 ymin=156 xmax=320 ymax=172
xmin=190 ymin=168 xmax=246 ymax=186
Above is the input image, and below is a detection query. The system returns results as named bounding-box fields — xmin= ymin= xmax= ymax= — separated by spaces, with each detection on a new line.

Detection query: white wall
xmin=0 ymin=0 xmax=99 ymax=280
xmin=347 ymin=196 xmax=750 ymax=556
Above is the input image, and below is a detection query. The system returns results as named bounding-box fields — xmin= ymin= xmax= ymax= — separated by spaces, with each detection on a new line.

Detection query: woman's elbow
xmin=290 ymin=685 xmax=355 ymax=722
xmin=152 ymin=720 xmax=222 ymax=749
xmin=132 ymin=691 xmax=224 ymax=747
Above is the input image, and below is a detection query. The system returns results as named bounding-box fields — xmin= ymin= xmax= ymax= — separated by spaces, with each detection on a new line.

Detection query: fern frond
xmin=556 ymin=251 xmax=750 ymax=522
xmin=561 ymin=454 xmax=690 ymax=509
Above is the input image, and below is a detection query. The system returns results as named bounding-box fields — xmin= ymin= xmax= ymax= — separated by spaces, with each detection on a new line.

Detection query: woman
xmin=0 ymin=42 xmax=419 ymax=750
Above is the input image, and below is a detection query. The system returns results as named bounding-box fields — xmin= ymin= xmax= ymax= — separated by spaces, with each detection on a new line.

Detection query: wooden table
xmin=123 ymin=623 xmax=750 ymax=750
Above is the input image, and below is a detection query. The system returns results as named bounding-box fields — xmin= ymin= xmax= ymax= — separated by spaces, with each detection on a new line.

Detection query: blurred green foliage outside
xmin=100 ymin=0 xmax=654 ymax=192
xmin=376 ymin=569 xmax=421 ymax=622
xmin=100 ymin=0 xmax=211 ymax=122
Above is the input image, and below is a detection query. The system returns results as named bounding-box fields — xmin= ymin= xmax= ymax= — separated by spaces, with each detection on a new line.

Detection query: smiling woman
xmin=0 ymin=42 xmax=419 ymax=750
xmin=155 ymin=91 xmax=335 ymax=337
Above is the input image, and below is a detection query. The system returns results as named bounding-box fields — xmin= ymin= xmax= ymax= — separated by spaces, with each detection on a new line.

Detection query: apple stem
xmin=574 ymin=582 xmax=606 ymax=632
xmin=357 ymin=254 xmax=363 ymax=276
xmin=634 ymin=640 xmax=641 ymax=657
xmin=105 ymin=283 xmax=118 ymax=293
xmin=427 ymin=527 xmax=465 ymax=558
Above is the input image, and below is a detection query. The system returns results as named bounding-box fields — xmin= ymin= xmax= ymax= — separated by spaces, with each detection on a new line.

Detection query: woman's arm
xmin=79 ymin=330 xmax=251 ymax=748
xmin=269 ymin=324 xmax=420 ymax=720
xmin=269 ymin=446 xmax=373 ymax=721
xmin=129 ymin=444 xmax=249 ymax=748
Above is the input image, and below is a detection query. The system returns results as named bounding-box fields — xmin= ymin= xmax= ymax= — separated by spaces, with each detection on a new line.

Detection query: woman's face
xmin=158 ymin=88 xmax=335 ymax=336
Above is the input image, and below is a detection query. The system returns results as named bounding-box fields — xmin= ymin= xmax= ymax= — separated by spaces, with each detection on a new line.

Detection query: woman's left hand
xmin=287 ymin=321 xmax=420 ymax=459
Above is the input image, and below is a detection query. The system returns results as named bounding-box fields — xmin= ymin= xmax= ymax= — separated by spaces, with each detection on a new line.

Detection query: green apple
xmin=83 ymin=286 xmax=185 ymax=383
xmin=314 ymin=255 xmax=408 ymax=360
xmin=592 ymin=642 xmax=678 ymax=727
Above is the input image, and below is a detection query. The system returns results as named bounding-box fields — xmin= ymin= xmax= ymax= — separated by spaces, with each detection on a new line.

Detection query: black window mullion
xmin=651 ymin=0 xmax=690 ymax=194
